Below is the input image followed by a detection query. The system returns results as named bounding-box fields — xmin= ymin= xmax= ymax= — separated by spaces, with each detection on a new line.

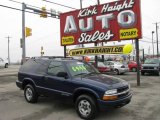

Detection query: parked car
xmin=104 ymin=61 xmax=129 ymax=75
xmin=16 ymin=57 xmax=132 ymax=120
xmin=89 ymin=61 xmax=111 ymax=73
xmin=0 ymin=57 xmax=8 ymax=68
xmin=128 ymin=61 xmax=141 ymax=72
xmin=141 ymin=58 xmax=160 ymax=76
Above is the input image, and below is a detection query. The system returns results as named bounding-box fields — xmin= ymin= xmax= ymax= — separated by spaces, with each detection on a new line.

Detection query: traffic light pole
xmin=22 ymin=3 xmax=26 ymax=64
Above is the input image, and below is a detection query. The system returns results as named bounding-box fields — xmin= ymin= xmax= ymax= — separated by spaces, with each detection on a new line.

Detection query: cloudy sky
xmin=0 ymin=0 xmax=159 ymax=62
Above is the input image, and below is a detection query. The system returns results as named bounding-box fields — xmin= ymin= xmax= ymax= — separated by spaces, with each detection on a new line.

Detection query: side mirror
xmin=57 ymin=72 xmax=68 ymax=79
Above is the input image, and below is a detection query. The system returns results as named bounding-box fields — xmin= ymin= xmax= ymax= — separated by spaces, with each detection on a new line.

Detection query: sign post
xmin=135 ymin=39 xmax=140 ymax=86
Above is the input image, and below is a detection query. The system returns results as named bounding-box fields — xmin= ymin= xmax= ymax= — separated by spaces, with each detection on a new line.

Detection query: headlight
xmin=103 ymin=89 xmax=118 ymax=101
xmin=105 ymin=89 xmax=117 ymax=95
xmin=154 ymin=67 xmax=158 ymax=69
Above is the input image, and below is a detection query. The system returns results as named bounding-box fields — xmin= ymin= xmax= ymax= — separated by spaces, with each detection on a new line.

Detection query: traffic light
xmin=50 ymin=9 xmax=56 ymax=18
xmin=40 ymin=7 xmax=47 ymax=18
xmin=25 ymin=27 xmax=32 ymax=37
xmin=41 ymin=46 xmax=44 ymax=56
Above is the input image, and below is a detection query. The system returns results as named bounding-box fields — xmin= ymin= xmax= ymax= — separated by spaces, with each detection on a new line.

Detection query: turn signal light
xmin=103 ymin=95 xmax=118 ymax=101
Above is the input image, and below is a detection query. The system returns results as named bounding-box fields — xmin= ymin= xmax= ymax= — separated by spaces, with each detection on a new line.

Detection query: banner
xmin=69 ymin=45 xmax=131 ymax=56
xmin=60 ymin=0 xmax=142 ymax=46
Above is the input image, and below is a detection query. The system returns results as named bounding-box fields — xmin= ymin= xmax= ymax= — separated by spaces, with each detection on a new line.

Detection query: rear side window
xmin=19 ymin=59 xmax=50 ymax=74
xmin=47 ymin=61 xmax=65 ymax=76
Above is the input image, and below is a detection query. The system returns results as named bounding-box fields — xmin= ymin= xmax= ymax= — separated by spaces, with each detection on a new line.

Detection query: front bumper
xmin=141 ymin=69 xmax=159 ymax=73
xmin=118 ymin=68 xmax=129 ymax=74
xmin=97 ymin=93 xmax=132 ymax=110
xmin=16 ymin=80 xmax=23 ymax=89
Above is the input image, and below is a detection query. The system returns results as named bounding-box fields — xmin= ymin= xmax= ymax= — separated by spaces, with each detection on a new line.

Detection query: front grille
xmin=117 ymin=86 xmax=130 ymax=98
xmin=143 ymin=67 xmax=154 ymax=69
xmin=117 ymin=86 xmax=129 ymax=93
xmin=118 ymin=92 xmax=129 ymax=98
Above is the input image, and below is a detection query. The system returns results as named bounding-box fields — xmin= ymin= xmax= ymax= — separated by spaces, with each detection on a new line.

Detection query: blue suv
xmin=16 ymin=57 xmax=132 ymax=120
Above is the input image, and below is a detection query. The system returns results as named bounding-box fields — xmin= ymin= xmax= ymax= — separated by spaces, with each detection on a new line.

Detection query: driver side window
xmin=47 ymin=61 xmax=65 ymax=76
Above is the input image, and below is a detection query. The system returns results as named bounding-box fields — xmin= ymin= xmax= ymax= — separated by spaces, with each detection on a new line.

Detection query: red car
xmin=128 ymin=61 xmax=141 ymax=72
xmin=90 ymin=62 xmax=111 ymax=73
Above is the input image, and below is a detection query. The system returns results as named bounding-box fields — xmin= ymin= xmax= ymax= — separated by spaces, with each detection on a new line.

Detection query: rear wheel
xmin=115 ymin=69 xmax=119 ymax=75
xmin=24 ymin=84 xmax=38 ymax=103
xmin=75 ymin=94 xmax=97 ymax=120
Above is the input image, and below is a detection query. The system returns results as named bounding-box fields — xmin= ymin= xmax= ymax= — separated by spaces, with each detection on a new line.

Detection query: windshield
xmin=66 ymin=61 xmax=98 ymax=77
xmin=98 ymin=62 xmax=106 ymax=67
xmin=114 ymin=62 xmax=122 ymax=65
xmin=144 ymin=59 xmax=159 ymax=64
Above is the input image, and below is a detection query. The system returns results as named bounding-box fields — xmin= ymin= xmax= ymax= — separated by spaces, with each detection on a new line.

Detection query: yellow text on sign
xmin=62 ymin=36 xmax=74 ymax=45
xmin=120 ymin=28 xmax=138 ymax=39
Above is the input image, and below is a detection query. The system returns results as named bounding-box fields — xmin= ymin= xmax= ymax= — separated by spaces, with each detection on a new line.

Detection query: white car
xmin=104 ymin=61 xmax=129 ymax=75
xmin=0 ymin=58 xmax=8 ymax=68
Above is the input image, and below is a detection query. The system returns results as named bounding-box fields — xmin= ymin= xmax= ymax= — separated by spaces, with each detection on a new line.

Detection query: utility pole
xmin=5 ymin=36 xmax=11 ymax=65
xmin=154 ymin=22 xmax=160 ymax=58
xmin=22 ymin=3 xmax=26 ymax=64
xmin=152 ymin=31 xmax=155 ymax=57
xmin=95 ymin=0 xmax=100 ymax=66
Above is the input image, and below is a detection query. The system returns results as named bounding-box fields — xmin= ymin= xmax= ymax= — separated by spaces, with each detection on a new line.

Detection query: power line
xmin=142 ymin=36 xmax=160 ymax=44
xmin=0 ymin=4 xmax=56 ymax=18
xmin=42 ymin=0 xmax=76 ymax=10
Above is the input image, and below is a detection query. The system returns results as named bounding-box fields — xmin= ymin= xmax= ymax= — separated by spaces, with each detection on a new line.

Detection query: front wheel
xmin=141 ymin=71 xmax=145 ymax=75
xmin=5 ymin=63 xmax=8 ymax=68
xmin=156 ymin=71 xmax=159 ymax=76
xmin=75 ymin=95 xmax=97 ymax=120
xmin=132 ymin=67 xmax=137 ymax=72
xmin=24 ymin=84 xmax=38 ymax=103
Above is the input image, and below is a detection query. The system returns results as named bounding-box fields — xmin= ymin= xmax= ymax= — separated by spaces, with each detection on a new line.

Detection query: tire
xmin=24 ymin=84 xmax=38 ymax=103
xmin=141 ymin=71 xmax=145 ymax=75
xmin=156 ymin=71 xmax=159 ymax=76
xmin=115 ymin=69 xmax=119 ymax=75
xmin=75 ymin=94 xmax=97 ymax=120
xmin=5 ymin=63 xmax=8 ymax=68
xmin=132 ymin=67 xmax=137 ymax=72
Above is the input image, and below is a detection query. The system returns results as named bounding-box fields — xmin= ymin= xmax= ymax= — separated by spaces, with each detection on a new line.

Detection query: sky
xmin=0 ymin=0 xmax=160 ymax=62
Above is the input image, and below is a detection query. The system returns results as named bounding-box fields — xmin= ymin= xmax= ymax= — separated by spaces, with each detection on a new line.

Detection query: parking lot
xmin=0 ymin=66 xmax=160 ymax=120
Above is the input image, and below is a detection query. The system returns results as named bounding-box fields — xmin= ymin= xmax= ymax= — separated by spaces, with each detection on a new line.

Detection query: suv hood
xmin=74 ymin=74 xmax=129 ymax=90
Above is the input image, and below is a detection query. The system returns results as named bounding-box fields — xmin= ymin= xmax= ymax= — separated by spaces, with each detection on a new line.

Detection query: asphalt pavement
xmin=0 ymin=65 xmax=20 ymax=77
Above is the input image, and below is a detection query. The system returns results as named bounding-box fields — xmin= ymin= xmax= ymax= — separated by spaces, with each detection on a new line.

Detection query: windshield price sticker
xmin=60 ymin=0 xmax=142 ymax=46
xmin=72 ymin=65 xmax=87 ymax=72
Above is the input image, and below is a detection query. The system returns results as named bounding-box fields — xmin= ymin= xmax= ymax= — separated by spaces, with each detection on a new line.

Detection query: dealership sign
xmin=60 ymin=0 xmax=142 ymax=46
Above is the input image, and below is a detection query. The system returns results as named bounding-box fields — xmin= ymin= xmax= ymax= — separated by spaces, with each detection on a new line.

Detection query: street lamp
xmin=152 ymin=31 xmax=155 ymax=58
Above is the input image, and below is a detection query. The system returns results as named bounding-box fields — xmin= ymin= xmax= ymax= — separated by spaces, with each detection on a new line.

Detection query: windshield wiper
xmin=73 ymin=73 xmax=88 ymax=77
xmin=85 ymin=72 xmax=101 ymax=76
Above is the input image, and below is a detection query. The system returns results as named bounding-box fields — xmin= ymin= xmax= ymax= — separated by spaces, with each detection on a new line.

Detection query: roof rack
xmin=31 ymin=56 xmax=74 ymax=60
